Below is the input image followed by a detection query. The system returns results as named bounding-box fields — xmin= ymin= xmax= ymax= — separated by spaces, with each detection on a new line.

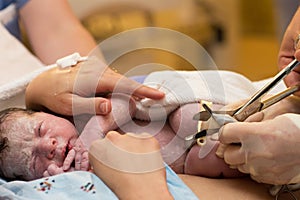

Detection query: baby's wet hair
xmin=0 ymin=107 xmax=35 ymax=123
xmin=0 ymin=107 xmax=36 ymax=179
xmin=0 ymin=107 xmax=36 ymax=149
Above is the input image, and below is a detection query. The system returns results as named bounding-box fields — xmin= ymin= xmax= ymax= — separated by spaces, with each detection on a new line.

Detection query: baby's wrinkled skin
xmin=1 ymin=94 xmax=244 ymax=180
xmin=0 ymin=111 xmax=79 ymax=180
xmin=80 ymin=94 xmax=244 ymax=178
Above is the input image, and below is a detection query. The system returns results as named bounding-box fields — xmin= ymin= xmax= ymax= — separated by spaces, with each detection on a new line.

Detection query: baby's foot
xmin=89 ymin=131 xmax=174 ymax=200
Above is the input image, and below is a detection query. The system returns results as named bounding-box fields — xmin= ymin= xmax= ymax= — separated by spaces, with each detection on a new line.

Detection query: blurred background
xmin=68 ymin=0 xmax=298 ymax=81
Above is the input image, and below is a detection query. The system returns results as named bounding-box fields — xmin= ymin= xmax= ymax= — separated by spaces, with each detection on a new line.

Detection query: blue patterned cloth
xmin=0 ymin=165 xmax=199 ymax=200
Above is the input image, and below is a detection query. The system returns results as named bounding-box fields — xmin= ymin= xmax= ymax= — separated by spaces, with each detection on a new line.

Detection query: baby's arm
xmin=79 ymin=93 xmax=136 ymax=149
xmin=63 ymin=94 xmax=136 ymax=171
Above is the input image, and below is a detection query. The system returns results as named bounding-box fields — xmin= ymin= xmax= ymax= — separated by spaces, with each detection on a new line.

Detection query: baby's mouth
xmin=64 ymin=141 xmax=73 ymax=158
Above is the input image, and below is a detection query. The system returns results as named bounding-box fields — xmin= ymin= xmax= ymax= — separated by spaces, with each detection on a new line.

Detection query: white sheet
xmin=0 ymin=23 xmax=45 ymax=110
xmin=135 ymin=70 xmax=287 ymax=120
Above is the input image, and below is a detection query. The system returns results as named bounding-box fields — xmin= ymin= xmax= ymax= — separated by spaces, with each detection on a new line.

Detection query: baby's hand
xmin=43 ymin=163 xmax=75 ymax=177
xmin=63 ymin=138 xmax=90 ymax=171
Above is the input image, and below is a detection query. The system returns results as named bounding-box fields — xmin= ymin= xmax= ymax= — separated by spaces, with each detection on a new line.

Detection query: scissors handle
xmin=260 ymin=84 xmax=300 ymax=110
xmin=233 ymin=84 xmax=300 ymax=121
xmin=234 ymin=59 xmax=299 ymax=116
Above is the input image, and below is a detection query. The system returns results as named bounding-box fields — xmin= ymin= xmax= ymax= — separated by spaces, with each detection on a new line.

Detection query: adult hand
xmin=89 ymin=131 xmax=172 ymax=200
xmin=217 ymin=113 xmax=300 ymax=185
xmin=278 ymin=7 xmax=300 ymax=96
xmin=25 ymin=57 xmax=164 ymax=116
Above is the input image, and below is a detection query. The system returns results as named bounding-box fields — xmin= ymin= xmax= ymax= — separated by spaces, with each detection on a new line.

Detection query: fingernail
xmin=210 ymin=133 xmax=219 ymax=141
xmin=100 ymin=102 xmax=108 ymax=114
xmin=215 ymin=144 xmax=226 ymax=158
xmin=229 ymin=165 xmax=237 ymax=169
xmin=217 ymin=126 xmax=224 ymax=141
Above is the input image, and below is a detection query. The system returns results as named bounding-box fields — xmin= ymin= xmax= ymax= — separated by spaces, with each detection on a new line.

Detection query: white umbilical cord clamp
xmin=56 ymin=52 xmax=88 ymax=69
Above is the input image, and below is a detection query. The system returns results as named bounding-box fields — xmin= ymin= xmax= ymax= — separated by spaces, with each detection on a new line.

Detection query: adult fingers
xmin=244 ymin=111 xmax=264 ymax=122
xmin=94 ymin=69 xmax=165 ymax=100
xmin=218 ymin=121 xmax=259 ymax=145
xmin=216 ymin=142 xmax=245 ymax=167
xmin=237 ymin=164 xmax=250 ymax=174
xmin=105 ymin=76 xmax=165 ymax=100
xmin=223 ymin=145 xmax=245 ymax=166
xmin=71 ymin=94 xmax=112 ymax=115
xmin=215 ymin=143 xmax=227 ymax=158
xmin=133 ymin=85 xmax=165 ymax=100
xmin=48 ymin=93 xmax=112 ymax=116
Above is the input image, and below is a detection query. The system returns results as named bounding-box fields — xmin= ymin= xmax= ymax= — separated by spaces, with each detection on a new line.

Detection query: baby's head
xmin=0 ymin=108 xmax=78 ymax=181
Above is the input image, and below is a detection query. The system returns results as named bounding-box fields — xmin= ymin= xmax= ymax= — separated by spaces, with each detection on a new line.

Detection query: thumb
xmin=72 ymin=95 xmax=112 ymax=115
xmin=244 ymin=111 xmax=264 ymax=122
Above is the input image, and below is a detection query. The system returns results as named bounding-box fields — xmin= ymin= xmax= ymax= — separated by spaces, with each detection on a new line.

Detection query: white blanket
xmin=0 ymin=23 xmax=50 ymax=110
xmin=135 ymin=70 xmax=287 ymax=120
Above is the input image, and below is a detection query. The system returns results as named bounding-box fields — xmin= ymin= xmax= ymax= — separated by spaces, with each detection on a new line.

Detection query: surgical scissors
xmin=186 ymin=59 xmax=300 ymax=145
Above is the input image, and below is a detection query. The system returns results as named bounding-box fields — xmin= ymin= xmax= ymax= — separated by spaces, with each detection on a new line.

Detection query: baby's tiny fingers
xmin=47 ymin=163 xmax=64 ymax=176
xmin=63 ymin=149 xmax=76 ymax=170
xmin=43 ymin=170 xmax=50 ymax=177
xmin=80 ymin=151 xmax=90 ymax=171
xmin=75 ymin=151 xmax=83 ymax=170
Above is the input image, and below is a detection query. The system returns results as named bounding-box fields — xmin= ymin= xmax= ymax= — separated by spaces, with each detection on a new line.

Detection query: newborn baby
xmin=79 ymin=93 xmax=244 ymax=178
xmin=0 ymin=111 xmax=188 ymax=199
xmin=0 ymin=94 xmax=244 ymax=181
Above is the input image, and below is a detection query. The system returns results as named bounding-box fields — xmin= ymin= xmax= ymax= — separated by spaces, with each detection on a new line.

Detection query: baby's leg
xmin=168 ymin=103 xmax=200 ymax=139
xmin=169 ymin=103 xmax=244 ymax=178
xmin=89 ymin=131 xmax=174 ymax=200
xmin=184 ymin=140 xmax=245 ymax=177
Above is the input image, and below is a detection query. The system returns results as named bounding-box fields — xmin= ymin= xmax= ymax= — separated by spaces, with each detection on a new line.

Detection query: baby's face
xmin=1 ymin=112 xmax=78 ymax=180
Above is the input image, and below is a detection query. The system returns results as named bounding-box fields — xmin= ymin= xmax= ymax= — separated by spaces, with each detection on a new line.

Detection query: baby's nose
xmin=44 ymin=138 xmax=57 ymax=159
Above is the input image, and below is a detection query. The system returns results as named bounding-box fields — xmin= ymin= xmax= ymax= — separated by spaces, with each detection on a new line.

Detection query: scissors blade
xmin=192 ymin=110 xmax=212 ymax=121
xmin=193 ymin=109 xmax=237 ymax=121
xmin=201 ymin=103 xmax=238 ymax=125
